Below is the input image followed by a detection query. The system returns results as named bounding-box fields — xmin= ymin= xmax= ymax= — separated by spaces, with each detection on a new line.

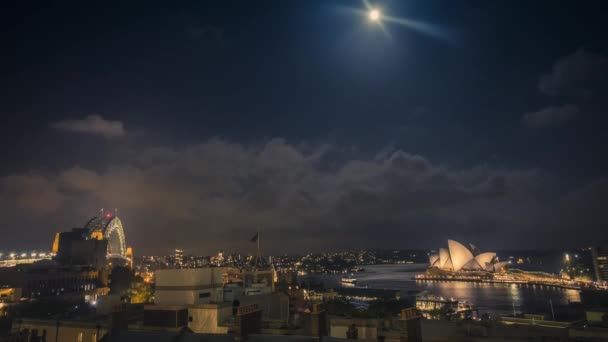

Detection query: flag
xmin=250 ymin=233 xmax=258 ymax=243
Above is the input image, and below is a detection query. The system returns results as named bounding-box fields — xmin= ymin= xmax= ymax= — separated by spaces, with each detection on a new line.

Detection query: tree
xmin=323 ymin=297 xmax=359 ymax=317
xmin=128 ymin=279 xmax=153 ymax=304
xmin=109 ymin=266 xmax=135 ymax=295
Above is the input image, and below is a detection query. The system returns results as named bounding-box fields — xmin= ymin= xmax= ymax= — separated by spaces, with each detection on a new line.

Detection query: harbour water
xmin=305 ymin=263 xmax=581 ymax=316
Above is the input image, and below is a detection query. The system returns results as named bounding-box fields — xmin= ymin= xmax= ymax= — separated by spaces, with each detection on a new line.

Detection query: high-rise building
xmin=591 ymin=246 xmax=608 ymax=282
xmin=174 ymin=249 xmax=184 ymax=268
xmin=56 ymin=228 xmax=108 ymax=268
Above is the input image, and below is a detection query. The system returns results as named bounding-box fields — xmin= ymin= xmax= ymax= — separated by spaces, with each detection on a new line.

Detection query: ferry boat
xmin=340 ymin=275 xmax=358 ymax=287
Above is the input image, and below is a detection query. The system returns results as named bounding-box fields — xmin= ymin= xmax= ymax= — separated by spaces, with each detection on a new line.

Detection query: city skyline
xmin=2 ymin=1 xmax=608 ymax=255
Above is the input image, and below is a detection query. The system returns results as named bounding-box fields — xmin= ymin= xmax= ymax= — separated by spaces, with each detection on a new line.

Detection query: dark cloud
xmin=522 ymin=104 xmax=579 ymax=128
xmin=0 ymin=174 xmax=66 ymax=213
xmin=539 ymin=49 xmax=608 ymax=98
xmin=1 ymin=138 xmax=604 ymax=254
xmin=548 ymin=179 xmax=608 ymax=228
xmin=51 ymin=115 xmax=126 ymax=138
xmin=186 ymin=25 xmax=228 ymax=47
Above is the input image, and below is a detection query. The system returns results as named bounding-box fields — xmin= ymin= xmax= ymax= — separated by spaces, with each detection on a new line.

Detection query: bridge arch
xmin=84 ymin=215 xmax=127 ymax=258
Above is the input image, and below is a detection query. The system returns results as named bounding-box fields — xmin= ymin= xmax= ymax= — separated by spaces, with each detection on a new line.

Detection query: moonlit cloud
xmin=539 ymin=49 xmax=608 ymax=97
xmin=1 ymin=138 xmax=605 ymax=254
xmin=522 ymin=104 xmax=579 ymax=128
xmin=51 ymin=114 xmax=126 ymax=138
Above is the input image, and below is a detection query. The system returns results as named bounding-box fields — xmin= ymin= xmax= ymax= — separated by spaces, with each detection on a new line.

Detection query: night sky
xmin=1 ymin=1 xmax=607 ymax=255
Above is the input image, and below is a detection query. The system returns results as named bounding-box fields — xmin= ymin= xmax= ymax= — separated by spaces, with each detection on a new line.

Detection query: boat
xmin=341 ymin=275 xmax=358 ymax=287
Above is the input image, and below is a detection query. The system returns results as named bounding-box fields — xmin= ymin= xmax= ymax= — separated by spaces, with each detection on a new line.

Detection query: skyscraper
xmin=174 ymin=249 xmax=184 ymax=268
xmin=591 ymin=246 xmax=608 ymax=282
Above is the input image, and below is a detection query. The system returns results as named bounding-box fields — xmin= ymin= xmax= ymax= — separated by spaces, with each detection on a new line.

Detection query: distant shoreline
xmin=415 ymin=276 xmax=582 ymax=291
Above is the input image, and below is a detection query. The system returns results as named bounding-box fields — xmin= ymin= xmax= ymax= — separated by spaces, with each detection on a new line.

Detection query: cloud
xmin=539 ymin=49 xmax=608 ymax=97
xmin=0 ymin=174 xmax=66 ymax=213
xmin=549 ymin=179 xmax=608 ymax=228
xmin=186 ymin=25 xmax=228 ymax=47
xmin=0 ymin=138 xmax=604 ymax=253
xmin=522 ymin=104 xmax=579 ymax=128
xmin=51 ymin=114 xmax=126 ymax=138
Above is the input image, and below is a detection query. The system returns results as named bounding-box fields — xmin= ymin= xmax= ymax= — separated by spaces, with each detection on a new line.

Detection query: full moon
xmin=369 ymin=9 xmax=381 ymax=21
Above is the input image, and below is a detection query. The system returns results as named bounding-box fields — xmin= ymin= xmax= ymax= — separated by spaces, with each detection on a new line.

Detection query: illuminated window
xmin=78 ymin=332 xmax=84 ymax=342
xmin=92 ymin=333 xmax=97 ymax=342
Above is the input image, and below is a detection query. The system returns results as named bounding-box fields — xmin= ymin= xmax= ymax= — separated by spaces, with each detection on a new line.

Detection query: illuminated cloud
xmin=539 ymin=49 xmax=608 ymax=97
xmin=0 ymin=138 xmax=606 ymax=253
xmin=51 ymin=114 xmax=126 ymax=138
xmin=0 ymin=174 xmax=66 ymax=213
xmin=522 ymin=104 xmax=579 ymax=128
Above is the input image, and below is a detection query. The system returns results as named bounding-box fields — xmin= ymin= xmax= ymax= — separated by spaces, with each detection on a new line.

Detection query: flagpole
xmin=257 ymin=229 xmax=261 ymax=263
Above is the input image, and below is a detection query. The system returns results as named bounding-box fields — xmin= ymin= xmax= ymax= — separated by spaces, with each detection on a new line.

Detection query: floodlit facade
xmin=154 ymin=268 xmax=225 ymax=305
xmin=429 ymin=239 xmax=504 ymax=272
xmin=591 ymin=246 xmax=608 ymax=281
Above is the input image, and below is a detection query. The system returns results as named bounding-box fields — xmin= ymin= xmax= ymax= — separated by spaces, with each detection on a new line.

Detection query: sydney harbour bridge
xmin=83 ymin=212 xmax=131 ymax=263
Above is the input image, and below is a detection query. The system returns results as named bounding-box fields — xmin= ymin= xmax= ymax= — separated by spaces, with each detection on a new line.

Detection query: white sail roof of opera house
xmin=429 ymin=239 xmax=504 ymax=272
xmin=475 ymin=252 xmax=496 ymax=268
xmin=447 ymin=239 xmax=475 ymax=271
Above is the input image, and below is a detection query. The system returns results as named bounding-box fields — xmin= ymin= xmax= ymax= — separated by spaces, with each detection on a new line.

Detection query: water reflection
xmin=564 ymin=289 xmax=581 ymax=303
xmin=508 ymin=283 xmax=522 ymax=313
xmin=307 ymin=264 xmax=581 ymax=315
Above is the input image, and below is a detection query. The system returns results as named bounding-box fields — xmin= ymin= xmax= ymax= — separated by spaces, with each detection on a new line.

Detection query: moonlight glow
xmin=369 ymin=9 xmax=380 ymax=21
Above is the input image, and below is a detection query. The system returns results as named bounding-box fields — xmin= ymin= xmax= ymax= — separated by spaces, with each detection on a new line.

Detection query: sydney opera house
xmin=428 ymin=240 xmax=508 ymax=273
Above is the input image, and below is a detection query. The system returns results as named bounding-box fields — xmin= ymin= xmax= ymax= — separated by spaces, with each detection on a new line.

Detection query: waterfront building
xmin=591 ymin=246 xmax=608 ymax=282
xmin=428 ymin=239 xmax=507 ymax=272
